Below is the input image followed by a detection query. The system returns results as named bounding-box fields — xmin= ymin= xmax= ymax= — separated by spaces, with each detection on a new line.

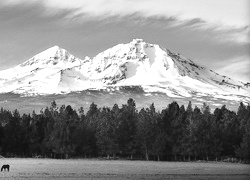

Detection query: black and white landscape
xmin=0 ymin=0 xmax=250 ymax=179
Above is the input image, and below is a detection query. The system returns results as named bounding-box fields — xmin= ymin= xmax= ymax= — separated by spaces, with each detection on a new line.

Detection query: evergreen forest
xmin=0 ymin=99 xmax=249 ymax=162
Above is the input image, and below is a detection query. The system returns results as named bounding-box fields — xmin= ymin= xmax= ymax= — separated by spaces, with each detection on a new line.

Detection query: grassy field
xmin=0 ymin=158 xmax=250 ymax=179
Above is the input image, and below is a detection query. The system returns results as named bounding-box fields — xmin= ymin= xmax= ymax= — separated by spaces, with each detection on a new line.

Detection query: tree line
xmin=0 ymin=99 xmax=249 ymax=162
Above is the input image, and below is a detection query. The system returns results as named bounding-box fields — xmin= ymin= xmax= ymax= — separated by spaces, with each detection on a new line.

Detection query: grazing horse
xmin=1 ymin=164 xmax=10 ymax=171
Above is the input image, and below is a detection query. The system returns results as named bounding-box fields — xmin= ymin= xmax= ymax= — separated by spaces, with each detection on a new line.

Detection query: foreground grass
xmin=0 ymin=158 xmax=249 ymax=179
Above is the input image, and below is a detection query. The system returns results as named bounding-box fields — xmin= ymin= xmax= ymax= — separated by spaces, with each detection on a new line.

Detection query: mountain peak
xmin=50 ymin=45 xmax=60 ymax=49
xmin=40 ymin=45 xmax=64 ymax=57
xmin=131 ymin=38 xmax=144 ymax=44
xmin=19 ymin=45 xmax=79 ymax=68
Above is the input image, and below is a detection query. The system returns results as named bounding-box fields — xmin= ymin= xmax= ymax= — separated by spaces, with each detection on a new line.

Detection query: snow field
xmin=0 ymin=39 xmax=249 ymax=104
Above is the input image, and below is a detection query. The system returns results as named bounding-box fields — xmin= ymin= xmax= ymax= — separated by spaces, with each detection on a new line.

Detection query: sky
xmin=0 ymin=0 xmax=249 ymax=82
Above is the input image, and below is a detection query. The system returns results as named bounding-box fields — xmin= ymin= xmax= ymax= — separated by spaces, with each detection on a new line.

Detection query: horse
xmin=1 ymin=164 xmax=10 ymax=171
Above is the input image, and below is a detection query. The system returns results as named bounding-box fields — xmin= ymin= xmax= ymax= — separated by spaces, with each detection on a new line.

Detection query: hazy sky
xmin=0 ymin=0 xmax=249 ymax=82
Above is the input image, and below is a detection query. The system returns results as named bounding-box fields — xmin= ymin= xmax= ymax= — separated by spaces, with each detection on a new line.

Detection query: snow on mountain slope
xmin=0 ymin=46 xmax=83 ymax=94
xmin=0 ymin=39 xmax=249 ymax=104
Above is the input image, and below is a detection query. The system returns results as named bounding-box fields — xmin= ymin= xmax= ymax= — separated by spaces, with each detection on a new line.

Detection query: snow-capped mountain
xmin=0 ymin=39 xmax=249 ymax=105
xmin=0 ymin=46 xmax=83 ymax=94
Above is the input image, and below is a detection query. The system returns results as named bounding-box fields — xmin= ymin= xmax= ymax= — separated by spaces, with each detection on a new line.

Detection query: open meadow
xmin=0 ymin=158 xmax=249 ymax=179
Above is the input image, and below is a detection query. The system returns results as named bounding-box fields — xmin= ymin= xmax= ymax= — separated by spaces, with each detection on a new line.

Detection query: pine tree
xmin=96 ymin=107 xmax=118 ymax=158
xmin=3 ymin=109 xmax=22 ymax=155
xmin=137 ymin=108 xmax=154 ymax=160
xmin=117 ymin=99 xmax=138 ymax=158
xmin=235 ymin=104 xmax=250 ymax=162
